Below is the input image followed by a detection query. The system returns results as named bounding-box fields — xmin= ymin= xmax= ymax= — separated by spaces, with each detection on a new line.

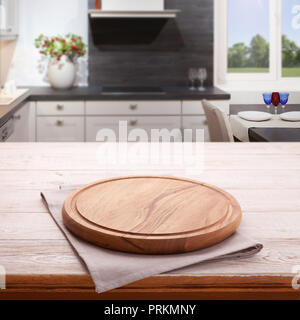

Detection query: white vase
xmin=47 ymin=56 xmax=76 ymax=89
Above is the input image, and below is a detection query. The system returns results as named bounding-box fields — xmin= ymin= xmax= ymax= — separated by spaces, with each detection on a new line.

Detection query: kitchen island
xmin=0 ymin=143 xmax=300 ymax=300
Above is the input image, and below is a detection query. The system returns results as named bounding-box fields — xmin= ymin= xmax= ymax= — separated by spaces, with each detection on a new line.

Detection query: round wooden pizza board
xmin=62 ymin=176 xmax=242 ymax=254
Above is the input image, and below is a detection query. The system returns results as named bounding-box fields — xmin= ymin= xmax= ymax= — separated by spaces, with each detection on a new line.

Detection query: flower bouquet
xmin=34 ymin=34 xmax=87 ymax=89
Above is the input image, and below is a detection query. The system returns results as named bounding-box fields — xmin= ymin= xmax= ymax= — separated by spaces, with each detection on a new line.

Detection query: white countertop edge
xmin=0 ymin=89 xmax=30 ymax=107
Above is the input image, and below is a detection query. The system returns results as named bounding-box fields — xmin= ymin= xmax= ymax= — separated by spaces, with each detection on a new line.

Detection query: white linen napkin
xmin=41 ymin=189 xmax=263 ymax=293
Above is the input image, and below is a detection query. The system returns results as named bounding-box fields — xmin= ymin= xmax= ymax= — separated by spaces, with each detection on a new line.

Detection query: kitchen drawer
xmin=37 ymin=116 xmax=84 ymax=142
xmin=86 ymin=116 xmax=182 ymax=142
xmin=182 ymin=100 xmax=230 ymax=115
xmin=86 ymin=101 xmax=181 ymax=115
xmin=37 ymin=101 xmax=85 ymax=116
xmin=182 ymin=116 xmax=210 ymax=142
xmin=7 ymin=102 xmax=36 ymax=142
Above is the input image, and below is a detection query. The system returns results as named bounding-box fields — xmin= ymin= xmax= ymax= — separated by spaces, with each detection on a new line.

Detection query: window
xmin=228 ymin=0 xmax=270 ymax=74
xmin=282 ymin=0 xmax=300 ymax=77
xmin=215 ymin=0 xmax=300 ymax=85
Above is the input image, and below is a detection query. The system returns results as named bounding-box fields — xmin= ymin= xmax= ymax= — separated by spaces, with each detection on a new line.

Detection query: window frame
xmin=214 ymin=0 xmax=299 ymax=87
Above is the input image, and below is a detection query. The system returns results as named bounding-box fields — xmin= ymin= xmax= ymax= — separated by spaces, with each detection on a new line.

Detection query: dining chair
xmin=202 ymin=100 xmax=234 ymax=142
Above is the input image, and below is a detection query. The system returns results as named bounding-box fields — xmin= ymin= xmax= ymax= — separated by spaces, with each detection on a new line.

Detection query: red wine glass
xmin=271 ymin=92 xmax=280 ymax=115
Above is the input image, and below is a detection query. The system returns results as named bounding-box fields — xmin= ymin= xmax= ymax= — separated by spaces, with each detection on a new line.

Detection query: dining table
xmin=230 ymin=113 xmax=300 ymax=142
xmin=1 ymin=143 xmax=300 ymax=300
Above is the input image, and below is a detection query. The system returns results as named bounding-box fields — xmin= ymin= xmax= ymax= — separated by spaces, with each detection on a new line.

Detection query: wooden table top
xmin=1 ymin=143 xmax=300 ymax=300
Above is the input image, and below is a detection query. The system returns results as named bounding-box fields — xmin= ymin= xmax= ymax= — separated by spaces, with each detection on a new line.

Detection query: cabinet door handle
xmin=130 ymin=104 xmax=138 ymax=111
xmin=13 ymin=115 xmax=21 ymax=120
xmin=56 ymin=120 xmax=64 ymax=127
xmin=129 ymin=120 xmax=138 ymax=126
xmin=57 ymin=104 xmax=64 ymax=111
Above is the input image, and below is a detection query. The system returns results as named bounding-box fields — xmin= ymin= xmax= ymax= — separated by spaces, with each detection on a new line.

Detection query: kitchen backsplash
xmin=4 ymin=0 xmax=213 ymax=88
xmin=88 ymin=0 xmax=214 ymax=87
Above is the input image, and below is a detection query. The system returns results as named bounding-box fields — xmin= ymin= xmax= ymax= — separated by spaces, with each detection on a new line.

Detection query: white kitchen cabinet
xmin=37 ymin=101 xmax=85 ymax=116
xmin=7 ymin=102 xmax=35 ymax=142
xmin=31 ymin=98 xmax=230 ymax=142
xmin=37 ymin=116 xmax=84 ymax=142
xmin=86 ymin=116 xmax=182 ymax=142
xmin=86 ymin=101 xmax=181 ymax=115
xmin=0 ymin=0 xmax=18 ymax=40
xmin=182 ymin=116 xmax=210 ymax=142
xmin=182 ymin=100 xmax=230 ymax=115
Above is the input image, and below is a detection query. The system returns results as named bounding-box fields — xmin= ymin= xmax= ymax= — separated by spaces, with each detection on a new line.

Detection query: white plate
xmin=280 ymin=112 xmax=300 ymax=122
xmin=238 ymin=111 xmax=272 ymax=122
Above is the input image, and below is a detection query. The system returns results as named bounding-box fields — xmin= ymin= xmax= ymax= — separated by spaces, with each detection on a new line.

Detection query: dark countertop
xmin=0 ymin=86 xmax=230 ymax=128
xmin=26 ymin=86 xmax=231 ymax=101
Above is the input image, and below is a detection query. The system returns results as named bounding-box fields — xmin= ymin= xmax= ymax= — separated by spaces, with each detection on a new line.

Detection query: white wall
xmin=218 ymin=82 xmax=300 ymax=104
xmin=6 ymin=0 xmax=88 ymax=87
xmin=0 ymin=41 xmax=16 ymax=87
xmin=225 ymin=90 xmax=300 ymax=105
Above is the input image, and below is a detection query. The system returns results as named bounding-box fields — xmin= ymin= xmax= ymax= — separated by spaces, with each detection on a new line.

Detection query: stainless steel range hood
xmin=89 ymin=0 xmax=180 ymax=44
xmin=88 ymin=9 xmax=180 ymax=19
xmin=89 ymin=0 xmax=180 ymax=19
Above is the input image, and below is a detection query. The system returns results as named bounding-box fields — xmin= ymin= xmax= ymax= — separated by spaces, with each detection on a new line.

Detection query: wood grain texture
xmin=62 ymin=176 xmax=242 ymax=254
xmin=0 ymin=143 xmax=300 ymax=299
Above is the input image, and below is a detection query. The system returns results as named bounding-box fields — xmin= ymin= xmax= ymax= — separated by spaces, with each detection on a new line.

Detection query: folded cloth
xmin=41 ymin=189 xmax=263 ymax=293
